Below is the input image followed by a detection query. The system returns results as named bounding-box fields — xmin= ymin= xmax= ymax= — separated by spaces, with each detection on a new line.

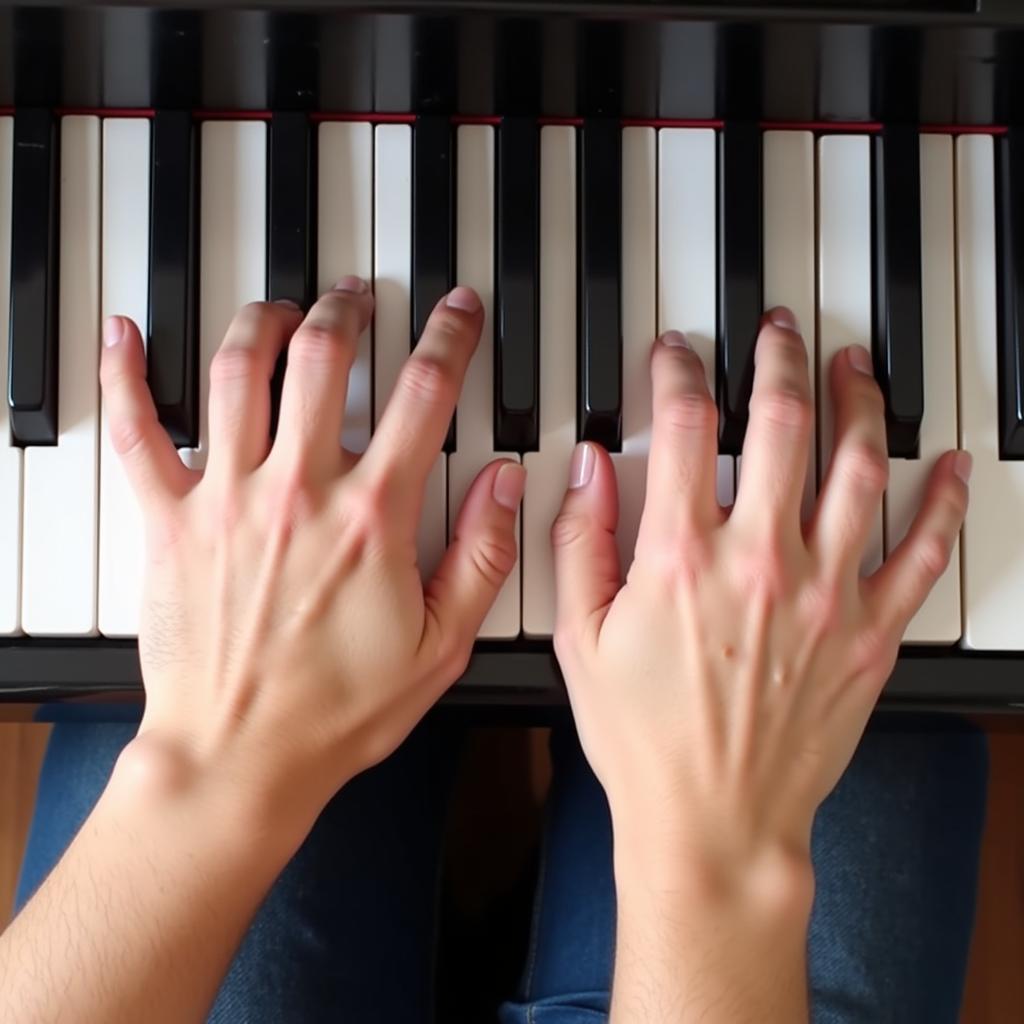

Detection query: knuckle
xmin=551 ymin=510 xmax=590 ymax=550
xmin=428 ymin=309 xmax=470 ymax=344
xmin=657 ymin=390 xmax=717 ymax=436
xmin=751 ymin=389 xmax=813 ymax=433
xmin=399 ymin=356 xmax=455 ymax=408
xmin=914 ymin=532 xmax=952 ymax=580
xmin=798 ymin=579 xmax=843 ymax=634
xmin=851 ymin=624 xmax=895 ymax=677
xmin=840 ymin=442 xmax=889 ymax=493
xmin=288 ymin=322 xmax=349 ymax=370
xmin=470 ymin=527 xmax=518 ymax=585
xmin=210 ymin=343 xmax=262 ymax=385
xmin=108 ymin=412 xmax=150 ymax=461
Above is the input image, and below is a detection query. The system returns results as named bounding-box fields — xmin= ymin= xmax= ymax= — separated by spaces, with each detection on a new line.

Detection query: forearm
xmin=0 ymin=733 xmax=313 ymax=1024
xmin=610 ymin=831 xmax=814 ymax=1024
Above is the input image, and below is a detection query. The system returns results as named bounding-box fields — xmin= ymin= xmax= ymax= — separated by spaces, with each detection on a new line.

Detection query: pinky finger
xmin=100 ymin=316 xmax=195 ymax=513
xmin=866 ymin=450 xmax=971 ymax=629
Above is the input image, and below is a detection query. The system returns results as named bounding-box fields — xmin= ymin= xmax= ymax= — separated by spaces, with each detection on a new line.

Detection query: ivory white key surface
xmin=958 ymin=135 xmax=1024 ymax=650
xmin=886 ymin=135 xmax=960 ymax=643
xmin=611 ymin=127 xmax=656 ymax=572
xmin=763 ymin=130 xmax=817 ymax=520
xmin=658 ymin=128 xmax=734 ymax=513
xmin=373 ymin=125 xmax=446 ymax=580
xmin=0 ymin=118 xmax=20 ymax=635
xmin=98 ymin=118 xmax=151 ymax=637
xmin=450 ymin=125 xmax=520 ymax=637
xmin=25 ymin=117 xmax=102 ymax=635
xmin=817 ymin=135 xmax=883 ymax=573
xmin=187 ymin=121 xmax=267 ymax=474
xmin=523 ymin=126 xmax=576 ymax=637
xmin=319 ymin=122 xmax=373 ymax=454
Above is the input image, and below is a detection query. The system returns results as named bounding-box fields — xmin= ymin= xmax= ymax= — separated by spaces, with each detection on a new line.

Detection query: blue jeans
xmin=16 ymin=714 xmax=986 ymax=1024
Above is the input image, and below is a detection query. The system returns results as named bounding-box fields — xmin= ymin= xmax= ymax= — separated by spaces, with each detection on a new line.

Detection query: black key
xmin=577 ymin=119 xmax=621 ymax=451
xmin=8 ymin=109 xmax=59 ymax=446
xmin=872 ymin=125 xmax=924 ymax=458
xmin=412 ymin=115 xmax=456 ymax=451
xmin=148 ymin=110 xmax=199 ymax=448
xmin=997 ymin=128 xmax=1024 ymax=459
xmin=717 ymin=121 xmax=763 ymax=456
xmin=495 ymin=117 xmax=540 ymax=452
xmin=267 ymin=112 xmax=315 ymax=436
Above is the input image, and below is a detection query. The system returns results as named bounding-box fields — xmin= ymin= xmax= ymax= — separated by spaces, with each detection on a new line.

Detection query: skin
xmin=552 ymin=309 xmax=970 ymax=1023
xmin=0 ymin=282 xmax=968 ymax=1023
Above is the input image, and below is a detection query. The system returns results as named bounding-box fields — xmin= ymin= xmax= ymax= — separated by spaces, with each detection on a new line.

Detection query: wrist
xmin=612 ymin=811 xmax=815 ymax=932
xmin=104 ymin=729 xmax=320 ymax=870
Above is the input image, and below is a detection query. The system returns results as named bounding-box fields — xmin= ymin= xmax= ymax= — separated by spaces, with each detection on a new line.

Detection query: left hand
xmin=100 ymin=280 xmax=523 ymax=832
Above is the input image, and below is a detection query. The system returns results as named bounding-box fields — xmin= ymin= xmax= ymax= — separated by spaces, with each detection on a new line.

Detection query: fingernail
xmin=660 ymin=330 xmax=691 ymax=349
xmin=334 ymin=275 xmax=368 ymax=294
xmin=847 ymin=344 xmax=874 ymax=376
xmin=102 ymin=317 xmax=125 ymax=348
xmin=446 ymin=286 xmax=481 ymax=313
xmin=954 ymin=450 xmax=973 ymax=485
xmin=493 ymin=462 xmax=526 ymax=510
xmin=768 ymin=306 xmax=799 ymax=332
xmin=569 ymin=442 xmax=595 ymax=490
xmin=274 ymin=298 xmax=302 ymax=310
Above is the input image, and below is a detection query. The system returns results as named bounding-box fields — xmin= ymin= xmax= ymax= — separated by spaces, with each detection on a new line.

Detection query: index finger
xmin=360 ymin=287 xmax=483 ymax=497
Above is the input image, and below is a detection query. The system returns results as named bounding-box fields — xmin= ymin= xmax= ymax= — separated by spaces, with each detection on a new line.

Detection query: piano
xmin=4 ymin=0 xmax=1024 ymax=716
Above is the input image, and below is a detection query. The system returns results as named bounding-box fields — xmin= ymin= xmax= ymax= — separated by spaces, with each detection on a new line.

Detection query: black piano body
xmin=3 ymin=0 xmax=1024 ymax=717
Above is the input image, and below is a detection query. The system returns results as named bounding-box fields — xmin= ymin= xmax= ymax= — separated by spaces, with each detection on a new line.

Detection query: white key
xmin=0 ymin=119 xmax=20 ymax=635
xmin=451 ymin=125 xmax=520 ymax=638
xmin=97 ymin=118 xmax=151 ymax=638
xmin=523 ymin=126 xmax=576 ymax=637
xmin=373 ymin=124 xmax=447 ymax=581
xmin=887 ymin=135 xmax=960 ymax=643
xmin=611 ymin=126 xmax=656 ymax=571
xmin=657 ymin=128 xmax=733 ymax=512
xmin=24 ymin=117 xmax=102 ymax=636
xmin=320 ymin=122 xmax=373 ymax=454
xmin=817 ymin=135 xmax=883 ymax=573
xmin=958 ymin=135 xmax=1024 ymax=650
xmin=764 ymin=130 xmax=817 ymax=520
xmin=187 ymin=120 xmax=267 ymax=472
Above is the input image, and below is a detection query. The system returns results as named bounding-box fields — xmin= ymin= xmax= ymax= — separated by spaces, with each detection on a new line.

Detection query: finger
xmin=424 ymin=459 xmax=525 ymax=665
xmin=362 ymin=287 xmax=482 ymax=500
xmin=638 ymin=333 xmax=721 ymax=546
xmin=552 ymin=442 xmax=621 ymax=645
xmin=205 ymin=300 xmax=303 ymax=478
xmin=100 ymin=316 xmax=195 ymax=512
xmin=273 ymin=277 xmax=374 ymax=479
xmin=731 ymin=309 xmax=813 ymax=539
xmin=811 ymin=345 xmax=889 ymax=575
xmin=866 ymin=450 xmax=971 ymax=630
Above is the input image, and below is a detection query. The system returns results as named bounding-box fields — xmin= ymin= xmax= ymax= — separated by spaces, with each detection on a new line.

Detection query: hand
xmin=100 ymin=281 xmax=524 ymax=831
xmin=552 ymin=311 xmax=970 ymax=882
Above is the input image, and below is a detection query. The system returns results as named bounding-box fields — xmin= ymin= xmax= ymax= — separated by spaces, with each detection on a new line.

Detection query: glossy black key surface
xmin=495 ymin=116 xmax=540 ymax=452
xmin=872 ymin=126 xmax=924 ymax=458
xmin=717 ymin=121 xmax=762 ymax=456
xmin=267 ymin=112 xmax=315 ymax=436
xmin=577 ymin=118 xmax=621 ymax=451
xmin=9 ymin=109 xmax=59 ymax=446
xmin=412 ymin=115 xmax=455 ymax=451
xmin=997 ymin=129 xmax=1024 ymax=459
xmin=148 ymin=110 xmax=198 ymax=448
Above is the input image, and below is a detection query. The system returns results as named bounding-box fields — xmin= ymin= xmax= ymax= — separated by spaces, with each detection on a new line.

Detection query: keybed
xmin=0 ymin=114 xmax=1018 ymax=655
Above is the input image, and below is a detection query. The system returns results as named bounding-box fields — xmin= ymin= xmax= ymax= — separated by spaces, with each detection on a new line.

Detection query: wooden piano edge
xmin=1 ymin=642 xmax=1024 ymax=720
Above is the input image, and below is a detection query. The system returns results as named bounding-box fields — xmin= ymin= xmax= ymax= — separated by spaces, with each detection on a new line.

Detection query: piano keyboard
xmin=0 ymin=114 xmax=1021 ymax=652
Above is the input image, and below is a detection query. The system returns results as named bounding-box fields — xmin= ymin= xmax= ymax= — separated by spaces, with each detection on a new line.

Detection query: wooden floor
xmin=1 ymin=722 xmax=1022 ymax=1020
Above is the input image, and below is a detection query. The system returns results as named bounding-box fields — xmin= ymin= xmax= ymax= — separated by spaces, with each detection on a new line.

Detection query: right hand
xmin=551 ymin=312 xmax=970 ymax=885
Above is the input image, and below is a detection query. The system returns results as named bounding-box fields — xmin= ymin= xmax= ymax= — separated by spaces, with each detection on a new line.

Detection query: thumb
xmin=552 ymin=442 xmax=621 ymax=645
xmin=425 ymin=459 xmax=524 ymax=653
